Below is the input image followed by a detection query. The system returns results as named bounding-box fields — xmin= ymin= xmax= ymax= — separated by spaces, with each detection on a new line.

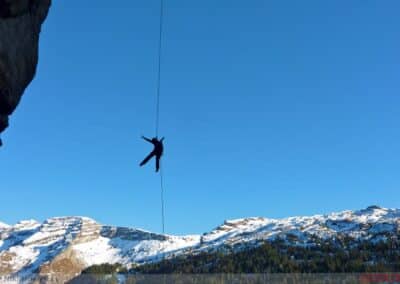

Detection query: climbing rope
xmin=156 ymin=0 xmax=165 ymax=235
xmin=160 ymin=163 xmax=165 ymax=234
xmin=155 ymin=0 xmax=164 ymax=138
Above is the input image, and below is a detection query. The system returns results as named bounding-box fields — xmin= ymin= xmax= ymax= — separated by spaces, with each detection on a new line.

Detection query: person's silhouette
xmin=140 ymin=136 xmax=164 ymax=172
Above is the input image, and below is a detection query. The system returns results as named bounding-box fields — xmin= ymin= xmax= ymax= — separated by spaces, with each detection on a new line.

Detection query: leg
xmin=140 ymin=152 xmax=155 ymax=167
xmin=155 ymin=156 xmax=161 ymax=172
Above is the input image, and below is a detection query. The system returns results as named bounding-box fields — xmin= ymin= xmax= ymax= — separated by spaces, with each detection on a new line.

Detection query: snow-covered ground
xmin=73 ymin=234 xmax=200 ymax=266
xmin=0 ymin=205 xmax=399 ymax=277
xmin=0 ymin=222 xmax=9 ymax=229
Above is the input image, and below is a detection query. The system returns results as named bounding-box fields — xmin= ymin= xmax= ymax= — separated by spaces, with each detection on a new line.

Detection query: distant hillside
xmin=136 ymin=237 xmax=400 ymax=273
xmin=1 ymin=205 xmax=400 ymax=282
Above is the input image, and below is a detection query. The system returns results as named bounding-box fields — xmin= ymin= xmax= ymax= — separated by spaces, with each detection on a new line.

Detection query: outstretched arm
xmin=141 ymin=136 xmax=152 ymax=143
xmin=160 ymin=137 xmax=165 ymax=142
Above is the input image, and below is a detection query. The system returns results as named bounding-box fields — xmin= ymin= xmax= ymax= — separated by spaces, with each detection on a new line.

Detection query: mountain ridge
xmin=1 ymin=205 xmax=399 ymax=280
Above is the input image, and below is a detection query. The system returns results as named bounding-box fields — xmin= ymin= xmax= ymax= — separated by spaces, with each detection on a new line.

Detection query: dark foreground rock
xmin=0 ymin=0 xmax=51 ymax=141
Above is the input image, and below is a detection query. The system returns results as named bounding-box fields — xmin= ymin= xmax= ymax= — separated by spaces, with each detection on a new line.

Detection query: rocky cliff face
xmin=0 ymin=0 xmax=51 ymax=143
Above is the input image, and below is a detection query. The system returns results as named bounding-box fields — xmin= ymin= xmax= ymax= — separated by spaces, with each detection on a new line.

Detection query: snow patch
xmin=0 ymin=221 xmax=10 ymax=229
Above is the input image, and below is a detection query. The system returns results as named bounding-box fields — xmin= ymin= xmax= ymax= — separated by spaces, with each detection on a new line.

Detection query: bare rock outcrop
xmin=39 ymin=248 xmax=85 ymax=283
xmin=0 ymin=0 xmax=51 ymax=143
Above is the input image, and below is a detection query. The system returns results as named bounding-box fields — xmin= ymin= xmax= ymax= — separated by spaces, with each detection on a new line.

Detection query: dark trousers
xmin=140 ymin=151 xmax=161 ymax=172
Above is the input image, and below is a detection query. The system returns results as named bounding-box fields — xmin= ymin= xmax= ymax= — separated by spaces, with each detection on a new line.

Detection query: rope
xmin=156 ymin=0 xmax=166 ymax=235
xmin=155 ymin=0 xmax=164 ymax=138
xmin=160 ymin=164 xmax=165 ymax=234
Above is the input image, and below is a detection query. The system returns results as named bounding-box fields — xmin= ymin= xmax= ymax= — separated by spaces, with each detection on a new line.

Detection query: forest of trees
xmin=68 ymin=236 xmax=400 ymax=283
xmin=136 ymin=238 xmax=400 ymax=273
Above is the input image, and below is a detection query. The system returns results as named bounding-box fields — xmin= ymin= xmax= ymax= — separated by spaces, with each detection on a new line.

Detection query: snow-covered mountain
xmin=0 ymin=206 xmax=399 ymax=279
xmin=200 ymin=205 xmax=400 ymax=249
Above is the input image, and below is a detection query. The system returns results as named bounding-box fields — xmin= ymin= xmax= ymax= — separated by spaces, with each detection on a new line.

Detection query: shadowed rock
xmin=0 ymin=0 xmax=51 ymax=140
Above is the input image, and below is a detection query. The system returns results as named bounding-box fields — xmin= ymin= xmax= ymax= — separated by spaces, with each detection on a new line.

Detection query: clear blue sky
xmin=0 ymin=0 xmax=399 ymax=235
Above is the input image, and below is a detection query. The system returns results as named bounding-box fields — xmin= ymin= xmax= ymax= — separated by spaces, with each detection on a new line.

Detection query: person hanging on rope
xmin=140 ymin=136 xmax=164 ymax=172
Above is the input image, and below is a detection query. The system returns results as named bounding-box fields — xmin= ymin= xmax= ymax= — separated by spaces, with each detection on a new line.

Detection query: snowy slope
xmin=0 ymin=222 xmax=9 ymax=229
xmin=0 ymin=216 xmax=200 ymax=277
xmin=0 ymin=205 xmax=399 ymax=277
xmin=200 ymin=206 xmax=400 ymax=249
